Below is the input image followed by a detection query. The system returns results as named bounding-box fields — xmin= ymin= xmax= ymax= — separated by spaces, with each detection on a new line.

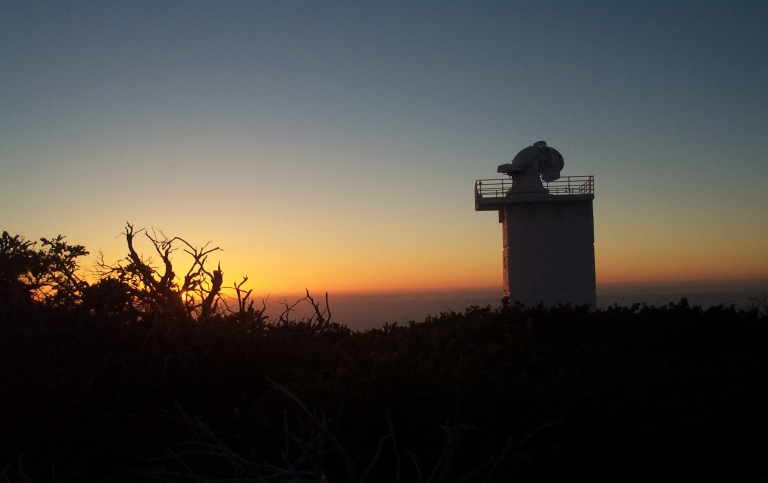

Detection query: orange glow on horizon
xmin=217 ymin=244 xmax=768 ymax=297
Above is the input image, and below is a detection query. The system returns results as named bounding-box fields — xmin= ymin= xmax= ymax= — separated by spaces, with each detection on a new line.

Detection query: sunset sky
xmin=2 ymin=1 xmax=767 ymax=299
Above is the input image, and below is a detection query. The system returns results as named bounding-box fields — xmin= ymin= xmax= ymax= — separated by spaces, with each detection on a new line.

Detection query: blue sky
xmin=2 ymin=1 xmax=767 ymax=295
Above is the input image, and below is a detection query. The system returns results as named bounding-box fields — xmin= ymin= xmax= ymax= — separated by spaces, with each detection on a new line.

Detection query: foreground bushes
xmin=1 ymin=298 xmax=767 ymax=482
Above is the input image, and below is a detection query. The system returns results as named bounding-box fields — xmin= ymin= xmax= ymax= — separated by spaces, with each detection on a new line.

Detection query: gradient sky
xmin=2 ymin=1 xmax=767 ymax=297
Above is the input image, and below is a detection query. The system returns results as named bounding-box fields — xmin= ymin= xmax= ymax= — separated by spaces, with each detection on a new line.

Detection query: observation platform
xmin=474 ymin=175 xmax=594 ymax=211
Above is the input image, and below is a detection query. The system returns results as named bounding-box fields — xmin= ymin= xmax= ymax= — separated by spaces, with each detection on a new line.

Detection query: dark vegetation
xmin=1 ymin=225 xmax=767 ymax=482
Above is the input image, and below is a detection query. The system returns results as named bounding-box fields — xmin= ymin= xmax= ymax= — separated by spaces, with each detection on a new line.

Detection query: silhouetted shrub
xmin=0 ymin=231 xmax=88 ymax=327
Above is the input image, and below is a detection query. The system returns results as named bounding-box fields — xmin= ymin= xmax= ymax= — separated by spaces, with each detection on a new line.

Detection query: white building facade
xmin=475 ymin=142 xmax=596 ymax=307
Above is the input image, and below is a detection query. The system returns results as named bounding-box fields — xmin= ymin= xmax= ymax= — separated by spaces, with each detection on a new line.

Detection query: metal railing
xmin=475 ymin=175 xmax=594 ymax=199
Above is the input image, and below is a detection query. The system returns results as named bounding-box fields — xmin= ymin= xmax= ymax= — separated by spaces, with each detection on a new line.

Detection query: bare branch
xmin=266 ymin=377 xmax=357 ymax=480
xmin=100 ymin=223 xmax=226 ymax=321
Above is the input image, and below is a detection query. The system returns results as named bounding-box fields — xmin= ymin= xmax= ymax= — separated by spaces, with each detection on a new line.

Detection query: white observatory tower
xmin=475 ymin=141 xmax=596 ymax=307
